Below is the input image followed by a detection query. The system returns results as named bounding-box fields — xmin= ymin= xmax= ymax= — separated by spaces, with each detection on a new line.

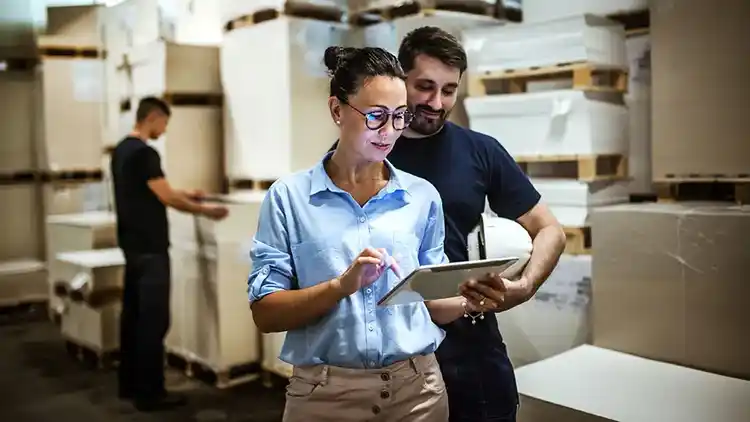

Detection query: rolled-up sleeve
xmin=419 ymin=189 xmax=449 ymax=266
xmin=247 ymin=184 xmax=294 ymax=303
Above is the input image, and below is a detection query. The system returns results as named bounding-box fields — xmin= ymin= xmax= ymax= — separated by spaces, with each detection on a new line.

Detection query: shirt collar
xmin=309 ymin=150 xmax=410 ymax=199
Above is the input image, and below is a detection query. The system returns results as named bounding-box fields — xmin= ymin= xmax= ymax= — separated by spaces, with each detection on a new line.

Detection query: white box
xmin=262 ymin=332 xmax=292 ymax=378
xmin=220 ymin=0 xmax=345 ymax=24
xmin=42 ymin=182 xmax=112 ymax=217
xmin=465 ymin=90 xmax=628 ymax=157
xmin=0 ymin=260 xmax=47 ymax=307
xmin=100 ymin=0 xmax=137 ymax=64
xmin=128 ymin=41 xmax=221 ymax=98
xmin=462 ymin=15 xmax=627 ymax=74
xmin=132 ymin=0 xmax=223 ymax=47
xmin=221 ymin=18 xmax=346 ymax=180
xmin=523 ymin=0 xmax=648 ymax=24
xmin=516 ymin=345 xmax=750 ymax=422
xmin=45 ymin=212 xmax=117 ymax=312
xmin=61 ymin=301 xmax=121 ymax=353
xmin=149 ymin=107 xmax=223 ymax=193
xmin=497 ymin=254 xmax=591 ymax=367
xmin=55 ymin=248 xmax=124 ymax=302
xmin=39 ymin=58 xmax=105 ymax=171
xmin=0 ymin=0 xmax=45 ymax=59
xmin=533 ymin=179 xmax=629 ymax=227
xmin=40 ymin=5 xmax=103 ymax=48
xmin=0 ymin=71 xmax=38 ymax=174
xmin=168 ymin=192 xmax=264 ymax=372
xmin=625 ymin=33 xmax=651 ymax=194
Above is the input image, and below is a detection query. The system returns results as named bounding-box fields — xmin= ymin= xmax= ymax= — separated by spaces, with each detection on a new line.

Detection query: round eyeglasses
xmin=344 ymin=102 xmax=414 ymax=131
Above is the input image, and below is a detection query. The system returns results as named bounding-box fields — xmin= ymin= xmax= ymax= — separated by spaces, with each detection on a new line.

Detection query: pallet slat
xmin=349 ymin=0 xmax=497 ymax=26
xmin=166 ymin=351 xmax=260 ymax=389
xmin=516 ymin=154 xmax=628 ymax=182
xmin=563 ymin=226 xmax=590 ymax=255
xmin=225 ymin=3 xmax=345 ymax=31
xmin=468 ymin=62 xmax=629 ymax=96
xmin=654 ymin=180 xmax=749 ymax=204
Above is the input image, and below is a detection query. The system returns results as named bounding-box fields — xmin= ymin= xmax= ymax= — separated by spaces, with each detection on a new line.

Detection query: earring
xmin=335 ymin=120 xmax=340 ymax=125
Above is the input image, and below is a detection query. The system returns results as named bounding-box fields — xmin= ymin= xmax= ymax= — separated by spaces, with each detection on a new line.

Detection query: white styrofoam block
xmin=262 ymin=331 xmax=292 ymax=378
xmin=56 ymin=248 xmax=124 ymax=269
xmin=523 ymin=0 xmax=648 ymax=24
xmin=465 ymin=90 xmax=628 ymax=157
xmin=462 ymin=14 xmax=627 ymax=74
xmin=219 ymin=0 xmax=345 ymax=24
xmin=497 ymin=254 xmax=591 ymax=367
xmin=516 ymin=345 xmax=750 ymax=422
xmin=221 ymin=18 xmax=345 ymax=180
xmin=534 ymin=179 xmax=629 ymax=207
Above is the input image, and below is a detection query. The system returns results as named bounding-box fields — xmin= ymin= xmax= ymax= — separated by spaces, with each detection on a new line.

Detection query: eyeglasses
xmin=344 ymin=101 xmax=414 ymax=131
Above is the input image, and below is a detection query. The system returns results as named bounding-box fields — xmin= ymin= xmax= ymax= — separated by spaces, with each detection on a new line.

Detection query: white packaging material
xmin=465 ymin=90 xmax=628 ymax=157
xmin=462 ymin=14 xmax=627 ymax=74
xmin=523 ymin=0 xmax=647 ymax=24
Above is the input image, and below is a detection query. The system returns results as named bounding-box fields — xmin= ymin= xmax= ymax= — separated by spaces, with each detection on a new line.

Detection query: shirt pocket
xmin=290 ymin=238 xmax=349 ymax=289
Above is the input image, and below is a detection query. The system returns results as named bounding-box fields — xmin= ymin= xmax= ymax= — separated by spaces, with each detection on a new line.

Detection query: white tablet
xmin=377 ymin=257 xmax=521 ymax=307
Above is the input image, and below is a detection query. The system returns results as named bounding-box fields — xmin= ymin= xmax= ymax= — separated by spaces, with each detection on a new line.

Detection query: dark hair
xmin=398 ymin=26 xmax=467 ymax=74
xmin=136 ymin=96 xmax=171 ymax=122
xmin=324 ymin=46 xmax=405 ymax=101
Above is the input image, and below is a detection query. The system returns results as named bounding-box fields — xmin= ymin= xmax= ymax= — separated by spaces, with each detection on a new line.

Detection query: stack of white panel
xmin=167 ymin=192 xmax=263 ymax=380
xmin=45 ymin=211 xmax=117 ymax=317
xmin=463 ymin=15 xmax=631 ymax=226
xmin=221 ymin=17 xmax=347 ymax=181
xmin=515 ymin=345 xmax=750 ymax=421
xmin=56 ymin=248 xmax=124 ymax=354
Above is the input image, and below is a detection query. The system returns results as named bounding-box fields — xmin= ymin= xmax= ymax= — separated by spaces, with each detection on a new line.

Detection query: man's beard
xmin=409 ymin=104 xmax=451 ymax=136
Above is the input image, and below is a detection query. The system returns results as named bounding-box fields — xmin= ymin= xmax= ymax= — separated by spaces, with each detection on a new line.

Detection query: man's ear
xmin=328 ymin=96 xmax=342 ymax=125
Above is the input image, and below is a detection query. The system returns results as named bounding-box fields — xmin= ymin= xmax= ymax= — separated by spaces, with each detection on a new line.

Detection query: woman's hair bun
xmin=324 ymin=46 xmax=358 ymax=75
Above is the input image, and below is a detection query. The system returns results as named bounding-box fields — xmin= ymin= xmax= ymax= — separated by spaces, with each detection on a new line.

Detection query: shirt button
xmin=380 ymin=390 xmax=390 ymax=399
xmin=370 ymin=361 xmax=376 ymax=367
xmin=359 ymin=216 xmax=366 ymax=223
xmin=366 ymin=288 xmax=371 ymax=294
xmin=260 ymin=267 xmax=269 ymax=275
xmin=368 ymin=323 xmax=374 ymax=331
xmin=372 ymin=405 xmax=381 ymax=414
xmin=380 ymin=373 xmax=390 ymax=381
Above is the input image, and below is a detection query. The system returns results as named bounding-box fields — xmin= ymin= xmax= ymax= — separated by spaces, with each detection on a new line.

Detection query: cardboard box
xmin=651 ymin=0 xmax=750 ymax=179
xmin=0 ymin=71 xmax=38 ymax=173
xmin=533 ymin=180 xmax=628 ymax=227
xmin=522 ymin=0 xmax=647 ymax=23
xmin=61 ymin=300 xmax=121 ymax=353
xmin=40 ymin=5 xmax=103 ymax=48
xmin=0 ymin=260 xmax=47 ymax=307
xmin=0 ymin=184 xmax=43 ymax=261
xmin=591 ymin=202 xmax=750 ymax=379
xmin=516 ymin=345 xmax=750 ymax=422
xmin=624 ymin=32 xmax=651 ymax=193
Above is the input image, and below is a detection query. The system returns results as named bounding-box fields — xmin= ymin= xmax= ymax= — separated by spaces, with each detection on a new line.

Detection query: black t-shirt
xmin=110 ymin=136 xmax=169 ymax=253
xmin=387 ymin=122 xmax=541 ymax=357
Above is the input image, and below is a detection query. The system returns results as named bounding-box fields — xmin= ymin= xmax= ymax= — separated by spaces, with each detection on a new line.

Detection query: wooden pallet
xmin=349 ymin=0 xmax=496 ymax=26
xmin=64 ymin=339 xmax=119 ymax=370
xmin=516 ymin=154 xmax=628 ymax=182
xmin=0 ymin=171 xmax=38 ymax=185
xmin=229 ymin=179 xmax=277 ymax=191
xmin=162 ymin=93 xmax=223 ymax=107
xmin=0 ymin=57 xmax=39 ymax=71
xmin=564 ymin=226 xmax=591 ymax=255
xmin=468 ymin=62 xmax=629 ymax=96
xmin=653 ymin=177 xmax=750 ymax=204
xmin=166 ymin=351 xmax=260 ymax=389
xmin=0 ymin=301 xmax=48 ymax=326
xmin=38 ymin=45 xmax=105 ymax=59
xmin=39 ymin=169 xmax=103 ymax=182
xmin=225 ymin=3 xmax=344 ymax=31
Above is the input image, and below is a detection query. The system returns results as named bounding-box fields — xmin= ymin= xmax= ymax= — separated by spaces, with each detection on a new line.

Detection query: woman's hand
xmin=333 ymin=247 xmax=400 ymax=296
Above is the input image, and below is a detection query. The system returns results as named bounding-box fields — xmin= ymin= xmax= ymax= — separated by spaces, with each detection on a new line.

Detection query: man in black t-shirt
xmin=389 ymin=28 xmax=567 ymax=422
xmin=110 ymin=97 xmax=228 ymax=412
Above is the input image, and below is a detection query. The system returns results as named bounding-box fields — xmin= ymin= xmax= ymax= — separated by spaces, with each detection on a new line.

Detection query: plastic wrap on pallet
xmin=462 ymin=14 xmax=627 ymax=74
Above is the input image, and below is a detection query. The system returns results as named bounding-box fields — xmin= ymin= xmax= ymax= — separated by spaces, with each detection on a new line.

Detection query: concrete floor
xmin=0 ymin=305 xmax=286 ymax=422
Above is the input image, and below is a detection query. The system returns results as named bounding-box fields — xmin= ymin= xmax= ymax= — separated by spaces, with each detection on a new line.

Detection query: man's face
xmin=404 ymin=54 xmax=461 ymax=136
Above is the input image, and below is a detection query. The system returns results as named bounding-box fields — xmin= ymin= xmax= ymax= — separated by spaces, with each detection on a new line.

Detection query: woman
xmin=247 ymin=46 xmax=480 ymax=421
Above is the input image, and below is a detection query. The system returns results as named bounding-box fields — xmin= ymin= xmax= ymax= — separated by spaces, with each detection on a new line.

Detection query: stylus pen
xmin=382 ymin=252 xmax=402 ymax=279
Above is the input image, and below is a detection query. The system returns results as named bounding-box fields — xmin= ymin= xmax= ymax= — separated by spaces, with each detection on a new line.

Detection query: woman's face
xmin=332 ymin=75 xmax=409 ymax=162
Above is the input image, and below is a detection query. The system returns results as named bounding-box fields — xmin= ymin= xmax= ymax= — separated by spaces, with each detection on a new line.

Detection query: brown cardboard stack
xmin=514 ymin=202 xmax=750 ymax=421
xmin=166 ymin=192 xmax=264 ymax=385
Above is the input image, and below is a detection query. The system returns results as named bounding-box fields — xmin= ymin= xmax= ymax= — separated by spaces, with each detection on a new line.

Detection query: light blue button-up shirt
xmin=247 ymin=153 xmax=448 ymax=369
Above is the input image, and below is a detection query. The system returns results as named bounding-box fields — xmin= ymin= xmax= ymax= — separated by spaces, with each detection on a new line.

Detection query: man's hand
xmin=184 ymin=189 xmax=206 ymax=200
xmin=202 ymin=204 xmax=229 ymax=220
xmin=459 ymin=274 xmax=534 ymax=313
